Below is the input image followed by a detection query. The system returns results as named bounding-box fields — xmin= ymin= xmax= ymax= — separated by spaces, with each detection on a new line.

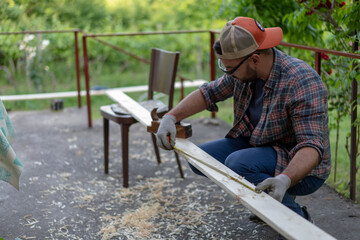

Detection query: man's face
xmin=220 ymin=57 xmax=258 ymax=83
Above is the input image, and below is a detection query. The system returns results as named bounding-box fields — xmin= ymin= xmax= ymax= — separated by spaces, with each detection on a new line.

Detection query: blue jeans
xmin=189 ymin=137 xmax=324 ymax=218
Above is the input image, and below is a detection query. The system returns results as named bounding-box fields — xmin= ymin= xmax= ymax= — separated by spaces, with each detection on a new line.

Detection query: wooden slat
xmin=1 ymin=80 xmax=206 ymax=101
xmin=175 ymin=138 xmax=336 ymax=240
xmin=106 ymin=89 xmax=336 ymax=240
xmin=106 ymin=89 xmax=152 ymax=127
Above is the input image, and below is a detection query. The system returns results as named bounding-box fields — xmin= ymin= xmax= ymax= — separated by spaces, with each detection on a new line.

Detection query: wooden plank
xmin=106 ymin=89 xmax=336 ymax=240
xmin=106 ymin=89 xmax=152 ymax=127
xmin=1 ymin=80 xmax=206 ymax=101
xmin=175 ymin=138 xmax=336 ymax=240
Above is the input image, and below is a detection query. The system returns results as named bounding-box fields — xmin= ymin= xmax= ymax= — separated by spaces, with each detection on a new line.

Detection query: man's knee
xmin=224 ymin=153 xmax=256 ymax=176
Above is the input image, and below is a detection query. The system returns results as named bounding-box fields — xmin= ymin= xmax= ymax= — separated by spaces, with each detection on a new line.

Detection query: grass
xmin=326 ymin=114 xmax=360 ymax=200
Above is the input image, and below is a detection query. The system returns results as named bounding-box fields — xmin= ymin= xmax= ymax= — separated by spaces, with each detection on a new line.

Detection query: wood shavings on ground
xmin=74 ymin=194 xmax=95 ymax=203
xmin=29 ymin=177 xmax=39 ymax=184
xmin=0 ymin=109 xmax=306 ymax=239
xmin=4 ymin=117 xmax=277 ymax=240
xmin=59 ymin=225 xmax=72 ymax=234
xmin=23 ymin=215 xmax=38 ymax=226
xmin=16 ymin=156 xmax=271 ymax=239
xmin=18 ymin=236 xmax=36 ymax=240
xmin=95 ymin=176 xmax=254 ymax=240
xmin=121 ymin=203 xmax=163 ymax=237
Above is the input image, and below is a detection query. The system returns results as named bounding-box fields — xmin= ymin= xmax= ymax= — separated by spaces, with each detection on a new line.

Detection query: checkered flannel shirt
xmin=199 ymin=48 xmax=331 ymax=180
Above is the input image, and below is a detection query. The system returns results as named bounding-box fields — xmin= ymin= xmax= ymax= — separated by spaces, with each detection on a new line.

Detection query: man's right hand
xmin=156 ymin=114 xmax=177 ymax=150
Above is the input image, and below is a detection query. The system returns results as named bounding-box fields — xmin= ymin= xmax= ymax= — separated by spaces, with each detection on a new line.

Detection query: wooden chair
xmin=100 ymin=48 xmax=183 ymax=187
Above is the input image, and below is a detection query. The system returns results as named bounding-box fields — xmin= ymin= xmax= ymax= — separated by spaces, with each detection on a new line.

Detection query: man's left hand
xmin=255 ymin=174 xmax=291 ymax=202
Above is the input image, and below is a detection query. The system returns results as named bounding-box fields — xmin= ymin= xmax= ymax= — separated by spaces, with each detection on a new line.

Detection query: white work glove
xmin=255 ymin=174 xmax=291 ymax=202
xmin=156 ymin=114 xmax=176 ymax=150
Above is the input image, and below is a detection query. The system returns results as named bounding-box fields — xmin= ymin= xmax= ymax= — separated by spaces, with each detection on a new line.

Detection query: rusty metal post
xmin=315 ymin=52 xmax=322 ymax=76
xmin=82 ymin=35 xmax=92 ymax=128
xmin=180 ymin=77 xmax=184 ymax=101
xmin=74 ymin=30 xmax=82 ymax=108
xmin=350 ymin=73 xmax=357 ymax=201
xmin=350 ymin=28 xmax=359 ymax=201
xmin=210 ymin=31 xmax=216 ymax=119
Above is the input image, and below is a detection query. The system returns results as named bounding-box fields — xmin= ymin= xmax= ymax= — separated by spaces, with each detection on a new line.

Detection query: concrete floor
xmin=0 ymin=107 xmax=359 ymax=240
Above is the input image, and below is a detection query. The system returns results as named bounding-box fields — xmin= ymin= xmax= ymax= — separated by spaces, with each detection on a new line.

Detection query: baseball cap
xmin=217 ymin=17 xmax=283 ymax=59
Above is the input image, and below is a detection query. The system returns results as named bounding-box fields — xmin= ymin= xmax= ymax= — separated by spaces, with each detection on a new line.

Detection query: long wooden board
xmin=106 ymin=89 xmax=336 ymax=240
xmin=1 ymin=79 xmax=206 ymax=101
xmin=175 ymin=139 xmax=336 ymax=240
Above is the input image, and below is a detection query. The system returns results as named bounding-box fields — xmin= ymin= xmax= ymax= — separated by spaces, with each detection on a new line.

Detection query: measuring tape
xmin=173 ymin=145 xmax=261 ymax=193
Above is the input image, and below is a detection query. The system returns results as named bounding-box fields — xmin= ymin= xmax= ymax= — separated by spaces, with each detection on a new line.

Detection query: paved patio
xmin=1 ymin=107 xmax=360 ymax=240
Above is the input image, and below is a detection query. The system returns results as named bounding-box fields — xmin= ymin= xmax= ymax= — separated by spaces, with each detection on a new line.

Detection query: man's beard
xmin=232 ymin=64 xmax=258 ymax=83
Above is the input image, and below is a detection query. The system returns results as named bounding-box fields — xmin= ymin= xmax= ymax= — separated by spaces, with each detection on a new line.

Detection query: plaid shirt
xmin=199 ymin=48 xmax=331 ymax=180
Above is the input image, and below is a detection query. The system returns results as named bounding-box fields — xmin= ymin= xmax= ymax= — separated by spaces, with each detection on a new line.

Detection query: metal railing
xmin=0 ymin=29 xmax=83 ymax=107
xmin=82 ymin=30 xmax=210 ymax=128
xmin=2 ymin=28 xmax=358 ymax=201
xmin=278 ymin=41 xmax=360 ymax=200
xmin=82 ymin=30 xmax=360 ymax=199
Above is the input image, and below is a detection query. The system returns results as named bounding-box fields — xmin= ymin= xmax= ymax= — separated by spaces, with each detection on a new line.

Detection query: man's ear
xmin=251 ymin=54 xmax=260 ymax=64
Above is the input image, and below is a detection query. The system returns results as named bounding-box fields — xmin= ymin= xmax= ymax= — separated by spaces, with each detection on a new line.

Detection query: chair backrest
xmin=148 ymin=48 xmax=180 ymax=110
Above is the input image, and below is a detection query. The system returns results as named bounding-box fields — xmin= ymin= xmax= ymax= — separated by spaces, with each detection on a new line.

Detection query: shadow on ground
xmin=0 ymin=107 xmax=359 ymax=240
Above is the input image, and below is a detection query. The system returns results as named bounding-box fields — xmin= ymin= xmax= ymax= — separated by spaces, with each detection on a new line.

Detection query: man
xmin=156 ymin=16 xmax=331 ymax=221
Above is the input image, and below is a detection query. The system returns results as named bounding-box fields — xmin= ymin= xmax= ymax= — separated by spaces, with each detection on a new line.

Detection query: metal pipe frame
xmin=82 ymin=30 xmax=211 ymax=128
xmin=8 ymin=28 xmax=355 ymax=200
xmin=0 ymin=29 xmax=83 ymax=108
xmin=350 ymin=18 xmax=359 ymax=200
xmin=82 ymin=35 xmax=92 ymax=128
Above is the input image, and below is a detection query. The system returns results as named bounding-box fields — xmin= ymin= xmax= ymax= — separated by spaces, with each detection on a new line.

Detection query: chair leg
xmin=121 ymin=124 xmax=130 ymax=188
xmin=151 ymin=133 xmax=161 ymax=164
xmin=103 ymin=118 xmax=109 ymax=174
xmin=174 ymin=152 xmax=184 ymax=179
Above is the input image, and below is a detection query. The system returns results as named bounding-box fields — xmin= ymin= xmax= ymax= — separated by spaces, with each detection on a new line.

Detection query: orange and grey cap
xmin=217 ymin=17 xmax=283 ymax=59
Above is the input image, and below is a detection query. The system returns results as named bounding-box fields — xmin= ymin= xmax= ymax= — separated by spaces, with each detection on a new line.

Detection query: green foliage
xmin=0 ymin=0 xmax=224 ymax=95
xmin=55 ymin=0 xmax=107 ymax=31
xmin=217 ymin=0 xmax=298 ymax=31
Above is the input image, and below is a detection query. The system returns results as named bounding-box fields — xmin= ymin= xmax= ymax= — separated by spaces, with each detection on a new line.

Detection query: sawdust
xmin=96 ymin=177 xmax=232 ymax=239
xmin=29 ymin=176 xmax=39 ymax=184
xmin=14 ymin=128 xmax=263 ymax=239
xmin=19 ymin=236 xmax=36 ymax=240
xmin=2 ymin=108 xmax=283 ymax=240
xmin=121 ymin=203 xmax=163 ymax=237
xmin=23 ymin=215 xmax=38 ymax=226
xmin=59 ymin=225 xmax=72 ymax=234
xmin=15 ymin=153 xmax=265 ymax=240
xmin=74 ymin=194 xmax=95 ymax=203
